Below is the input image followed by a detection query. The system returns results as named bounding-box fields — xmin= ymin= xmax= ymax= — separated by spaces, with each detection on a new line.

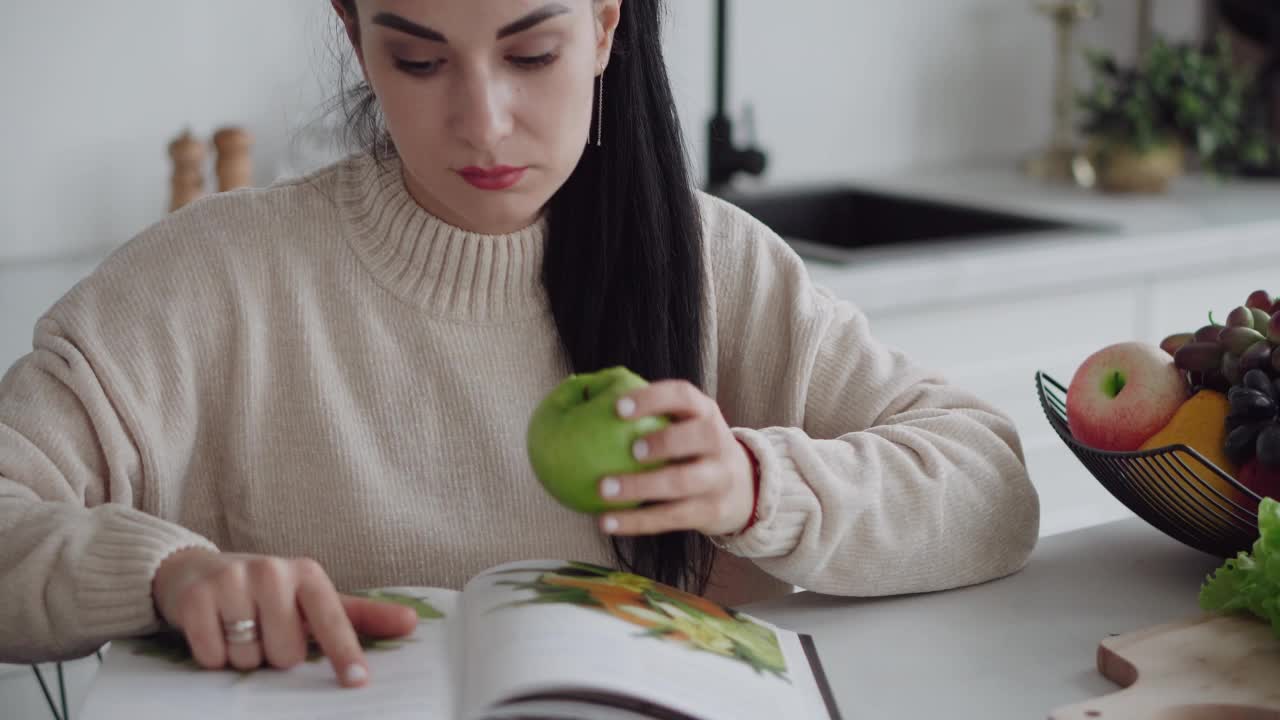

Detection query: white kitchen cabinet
xmin=808 ymin=224 xmax=1280 ymax=539
xmin=0 ymin=255 xmax=104 ymax=371
xmin=848 ymin=274 xmax=1139 ymax=536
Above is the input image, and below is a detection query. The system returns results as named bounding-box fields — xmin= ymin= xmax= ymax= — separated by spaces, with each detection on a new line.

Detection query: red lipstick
xmin=458 ymin=166 xmax=527 ymax=190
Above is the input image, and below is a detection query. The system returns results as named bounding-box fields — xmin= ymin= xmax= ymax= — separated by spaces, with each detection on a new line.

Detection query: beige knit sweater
xmin=0 ymin=153 xmax=1039 ymax=663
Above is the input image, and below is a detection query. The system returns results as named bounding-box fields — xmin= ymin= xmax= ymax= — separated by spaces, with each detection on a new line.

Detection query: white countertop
xmin=850 ymin=158 xmax=1280 ymax=234
xmin=745 ymin=517 xmax=1226 ymax=720
xmin=1 ymin=511 xmax=1235 ymax=719
xmin=767 ymin=160 xmax=1280 ymax=315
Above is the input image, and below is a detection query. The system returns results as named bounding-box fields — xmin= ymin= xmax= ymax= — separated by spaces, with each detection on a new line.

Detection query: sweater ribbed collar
xmin=338 ymin=153 xmax=549 ymax=323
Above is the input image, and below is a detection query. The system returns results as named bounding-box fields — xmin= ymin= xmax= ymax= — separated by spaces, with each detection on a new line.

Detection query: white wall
xmin=664 ymin=0 xmax=1205 ymax=186
xmin=0 ymin=1 xmax=1204 ymax=264
xmin=0 ymin=2 xmax=339 ymax=263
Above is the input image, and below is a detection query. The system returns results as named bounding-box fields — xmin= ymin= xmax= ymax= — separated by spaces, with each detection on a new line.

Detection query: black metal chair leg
xmin=29 ymin=664 xmax=65 ymax=720
xmin=57 ymin=661 xmax=71 ymax=720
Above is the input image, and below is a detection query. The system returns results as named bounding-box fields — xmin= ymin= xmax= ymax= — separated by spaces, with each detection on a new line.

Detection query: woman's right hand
xmin=151 ymin=548 xmax=418 ymax=687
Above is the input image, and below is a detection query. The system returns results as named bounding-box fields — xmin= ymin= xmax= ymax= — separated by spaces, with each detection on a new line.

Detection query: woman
xmin=0 ymin=0 xmax=1038 ymax=688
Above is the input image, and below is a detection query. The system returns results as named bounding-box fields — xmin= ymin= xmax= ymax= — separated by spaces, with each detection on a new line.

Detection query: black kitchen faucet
xmin=706 ymin=0 xmax=769 ymax=192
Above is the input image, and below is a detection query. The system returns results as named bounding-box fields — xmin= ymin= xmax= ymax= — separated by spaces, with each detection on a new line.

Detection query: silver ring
xmin=222 ymin=618 xmax=259 ymax=645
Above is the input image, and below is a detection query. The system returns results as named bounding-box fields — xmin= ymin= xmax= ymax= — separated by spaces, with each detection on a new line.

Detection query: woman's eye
xmin=394 ymin=58 xmax=444 ymax=76
xmin=508 ymin=52 xmax=558 ymax=70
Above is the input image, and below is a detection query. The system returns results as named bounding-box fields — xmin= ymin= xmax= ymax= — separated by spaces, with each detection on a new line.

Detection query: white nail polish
xmin=633 ymin=439 xmax=649 ymax=460
xmin=602 ymin=516 xmax=619 ymax=533
xmin=600 ymin=477 xmax=621 ymax=498
xmin=345 ymin=664 xmax=368 ymax=685
xmin=616 ymin=397 xmax=636 ymax=418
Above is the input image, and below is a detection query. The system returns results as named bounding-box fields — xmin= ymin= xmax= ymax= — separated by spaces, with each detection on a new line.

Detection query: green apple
xmin=527 ymin=366 xmax=669 ymax=514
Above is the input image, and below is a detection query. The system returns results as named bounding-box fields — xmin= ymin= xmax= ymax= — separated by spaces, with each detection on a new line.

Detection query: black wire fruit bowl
xmin=1036 ymin=371 xmax=1263 ymax=558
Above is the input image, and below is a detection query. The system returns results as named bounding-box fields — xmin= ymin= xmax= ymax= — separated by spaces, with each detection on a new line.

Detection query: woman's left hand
xmin=597 ymin=380 xmax=756 ymax=538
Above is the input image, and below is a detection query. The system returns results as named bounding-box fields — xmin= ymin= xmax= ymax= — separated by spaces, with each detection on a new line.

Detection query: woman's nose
xmin=451 ymin=70 xmax=514 ymax=154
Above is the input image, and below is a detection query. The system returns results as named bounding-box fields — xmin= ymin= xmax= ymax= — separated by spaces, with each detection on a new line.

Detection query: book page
xmin=80 ymin=587 xmax=461 ymax=720
xmin=457 ymin=560 xmax=835 ymax=720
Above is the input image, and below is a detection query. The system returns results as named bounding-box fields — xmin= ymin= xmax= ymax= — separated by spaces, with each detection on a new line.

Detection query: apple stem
xmin=1104 ymin=370 xmax=1127 ymax=398
xmin=583 ymin=386 xmax=591 ymax=402
xmin=1208 ymin=310 xmax=1218 ymax=326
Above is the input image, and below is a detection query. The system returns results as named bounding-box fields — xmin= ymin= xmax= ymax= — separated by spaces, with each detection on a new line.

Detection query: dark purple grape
xmin=1269 ymin=311 xmax=1280 ymax=344
xmin=1257 ymin=423 xmax=1280 ymax=468
xmin=1194 ymin=324 xmax=1224 ymax=343
xmin=1221 ymin=326 xmax=1267 ymax=355
xmin=1175 ymin=341 xmax=1224 ymax=371
xmin=1273 ymin=345 xmax=1280 ymax=374
xmin=1227 ymin=305 xmax=1255 ymax=329
xmin=1222 ymin=351 xmax=1243 ymax=385
xmin=1227 ymin=387 xmax=1277 ymax=423
xmin=1240 ymin=340 xmax=1276 ymax=372
xmin=1226 ymin=422 xmax=1265 ymax=465
xmin=1247 ymin=289 xmax=1274 ymax=311
xmin=1244 ymin=369 xmax=1276 ymax=399
xmin=1274 ymin=378 xmax=1280 ymax=402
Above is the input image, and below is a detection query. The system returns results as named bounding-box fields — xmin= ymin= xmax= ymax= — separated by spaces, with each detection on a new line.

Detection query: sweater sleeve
xmin=0 ymin=315 xmax=217 ymax=662
xmin=705 ymin=199 xmax=1040 ymax=597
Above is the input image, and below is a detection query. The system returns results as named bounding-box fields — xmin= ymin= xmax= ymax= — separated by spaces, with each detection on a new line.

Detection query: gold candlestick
xmin=1023 ymin=0 xmax=1100 ymax=184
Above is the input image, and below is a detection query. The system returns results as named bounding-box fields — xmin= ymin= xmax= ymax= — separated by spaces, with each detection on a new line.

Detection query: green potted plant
xmin=1077 ymin=34 xmax=1278 ymax=193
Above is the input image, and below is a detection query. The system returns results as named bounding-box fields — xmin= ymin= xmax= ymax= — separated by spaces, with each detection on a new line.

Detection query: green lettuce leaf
xmin=1199 ymin=497 xmax=1280 ymax=637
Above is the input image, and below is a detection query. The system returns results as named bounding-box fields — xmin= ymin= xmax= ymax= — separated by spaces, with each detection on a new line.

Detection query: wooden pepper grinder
xmin=213 ymin=126 xmax=253 ymax=192
xmin=168 ymin=130 xmax=206 ymax=212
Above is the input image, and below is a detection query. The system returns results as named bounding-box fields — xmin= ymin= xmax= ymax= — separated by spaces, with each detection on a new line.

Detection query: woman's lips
xmin=458 ymin=166 xmax=527 ymax=190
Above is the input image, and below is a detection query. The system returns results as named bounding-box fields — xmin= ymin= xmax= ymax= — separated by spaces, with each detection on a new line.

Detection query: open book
xmin=80 ymin=559 xmax=841 ymax=720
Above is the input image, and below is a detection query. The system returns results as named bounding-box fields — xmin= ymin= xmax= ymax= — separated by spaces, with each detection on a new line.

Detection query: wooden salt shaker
xmin=213 ymin=126 xmax=254 ymax=192
xmin=168 ymin=130 xmax=206 ymax=212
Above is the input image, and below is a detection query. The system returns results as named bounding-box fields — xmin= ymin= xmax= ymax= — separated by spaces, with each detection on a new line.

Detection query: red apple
xmin=1066 ymin=341 xmax=1190 ymax=451
xmin=1238 ymin=460 xmax=1280 ymax=507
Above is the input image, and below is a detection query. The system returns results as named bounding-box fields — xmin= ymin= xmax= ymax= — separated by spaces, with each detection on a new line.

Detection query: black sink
xmin=715 ymin=184 xmax=1088 ymax=264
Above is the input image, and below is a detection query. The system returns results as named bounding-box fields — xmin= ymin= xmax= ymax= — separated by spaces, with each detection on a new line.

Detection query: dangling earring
xmin=594 ymin=68 xmax=605 ymax=148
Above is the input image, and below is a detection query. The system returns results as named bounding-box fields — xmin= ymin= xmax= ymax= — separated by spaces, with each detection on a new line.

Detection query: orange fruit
xmin=1139 ymin=389 xmax=1248 ymax=506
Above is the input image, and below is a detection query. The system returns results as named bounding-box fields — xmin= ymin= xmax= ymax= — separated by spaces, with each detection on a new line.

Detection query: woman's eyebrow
xmin=371 ymin=12 xmax=447 ymax=42
xmin=496 ymin=3 xmax=572 ymax=39
xmin=370 ymin=3 xmax=572 ymax=44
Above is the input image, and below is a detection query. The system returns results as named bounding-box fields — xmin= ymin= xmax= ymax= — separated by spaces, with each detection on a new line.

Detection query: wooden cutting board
xmin=1049 ymin=614 xmax=1280 ymax=719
